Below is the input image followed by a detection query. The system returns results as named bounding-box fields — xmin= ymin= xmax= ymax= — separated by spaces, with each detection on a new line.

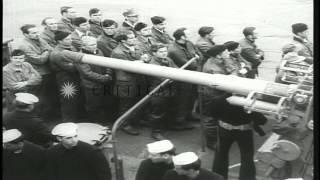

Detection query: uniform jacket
xmin=239 ymin=38 xmax=264 ymax=69
xmin=135 ymin=35 xmax=155 ymax=57
xmin=291 ymin=36 xmax=313 ymax=64
xmin=227 ymin=53 xmax=252 ymax=77
xmin=97 ymin=34 xmax=119 ymax=57
xmin=57 ymin=17 xmax=75 ymax=33
xmin=89 ymin=20 xmax=104 ymax=38
xmin=163 ymin=168 xmax=224 ymax=180
xmin=201 ymin=57 xmax=230 ymax=98
xmin=147 ymin=56 xmax=178 ymax=96
xmin=195 ymin=37 xmax=215 ymax=60
xmin=111 ymin=43 xmax=142 ymax=97
xmin=3 ymin=110 xmax=54 ymax=146
xmin=3 ymin=141 xmax=46 ymax=180
xmin=151 ymin=26 xmax=173 ymax=44
xmin=119 ymin=21 xmax=136 ymax=34
xmin=40 ymin=29 xmax=57 ymax=48
xmin=135 ymin=159 xmax=174 ymax=180
xmin=76 ymin=49 xmax=113 ymax=88
xmin=167 ymin=41 xmax=201 ymax=71
xmin=19 ymin=37 xmax=52 ymax=75
xmin=45 ymin=141 xmax=112 ymax=180
xmin=71 ymin=30 xmax=95 ymax=51
xmin=3 ymin=62 xmax=42 ymax=91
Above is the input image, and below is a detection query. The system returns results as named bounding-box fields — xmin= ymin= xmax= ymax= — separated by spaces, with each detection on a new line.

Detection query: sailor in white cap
xmin=3 ymin=129 xmax=46 ymax=180
xmin=135 ymin=140 xmax=175 ymax=180
xmin=3 ymin=93 xmax=54 ymax=147
xmin=45 ymin=122 xmax=112 ymax=180
xmin=163 ymin=152 xmax=223 ymax=180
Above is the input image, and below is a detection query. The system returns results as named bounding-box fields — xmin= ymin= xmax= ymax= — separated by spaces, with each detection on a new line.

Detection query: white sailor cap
xmin=15 ymin=93 xmax=39 ymax=104
xmin=284 ymin=178 xmax=304 ymax=180
xmin=172 ymin=152 xmax=199 ymax=166
xmin=3 ymin=129 xmax=22 ymax=143
xmin=147 ymin=140 xmax=174 ymax=154
xmin=51 ymin=123 xmax=78 ymax=137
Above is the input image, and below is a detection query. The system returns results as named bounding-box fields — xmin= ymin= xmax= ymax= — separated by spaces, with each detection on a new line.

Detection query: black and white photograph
xmin=2 ymin=0 xmax=314 ymax=180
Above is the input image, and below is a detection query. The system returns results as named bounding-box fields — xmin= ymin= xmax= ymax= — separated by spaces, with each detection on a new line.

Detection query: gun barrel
xmin=81 ymin=54 xmax=294 ymax=97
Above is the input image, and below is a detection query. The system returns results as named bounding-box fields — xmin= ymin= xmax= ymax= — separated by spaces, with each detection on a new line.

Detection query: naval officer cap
xmin=151 ymin=16 xmax=166 ymax=25
xmin=292 ymin=23 xmax=308 ymax=34
xmin=172 ymin=152 xmax=199 ymax=166
xmin=123 ymin=8 xmax=138 ymax=17
xmin=15 ymin=93 xmax=39 ymax=104
xmin=134 ymin=22 xmax=148 ymax=31
xmin=72 ymin=17 xmax=88 ymax=27
xmin=3 ymin=129 xmax=22 ymax=143
xmin=51 ymin=123 xmax=78 ymax=137
xmin=147 ymin=140 xmax=174 ymax=154
xmin=207 ymin=45 xmax=226 ymax=57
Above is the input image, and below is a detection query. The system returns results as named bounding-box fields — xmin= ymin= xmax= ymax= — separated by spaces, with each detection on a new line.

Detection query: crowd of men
xmin=2 ymin=5 xmax=313 ymax=180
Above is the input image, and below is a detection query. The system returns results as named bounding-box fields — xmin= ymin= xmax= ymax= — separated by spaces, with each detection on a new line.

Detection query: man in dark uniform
xmin=119 ymin=8 xmax=139 ymax=33
xmin=70 ymin=17 xmax=95 ymax=51
xmin=45 ymin=123 xmax=112 ymax=180
xmin=111 ymin=30 xmax=145 ymax=135
xmin=49 ymin=31 xmax=82 ymax=122
xmin=163 ymin=152 xmax=223 ymax=180
xmin=135 ymin=140 xmax=175 ymax=180
xmin=147 ymin=44 xmax=179 ymax=140
xmin=200 ymin=45 xmax=231 ymax=150
xmin=150 ymin=16 xmax=173 ymax=45
xmin=239 ymin=27 xmax=264 ymax=78
xmin=97 ymin=19 xmax=119 ymax=57
xmin=211 ymin=100 xmax=267 ymax=180
xmin=3 ymin=129 xmax=46 ymax=180
xmin=76 ymin=36 xmax=113 ymax=124
xmin=134 ymin=22 xmax=155 ymax=59
xmin=3 ymin=93 xmax=55 ymax=147
xmin=290 ymin=23 xmax=313 ymax=64
xmin=224 ymin=41 xmax=252 ymax=77
xmin=58 ymin=6 xmax=77 ymax=33
xmin=88 ymin=8 xmax=104 ymax=37
xmin=167 ymin=27 xmax=202 ymax=130
xmin=195 ymin=26 xmax=216 ymax=62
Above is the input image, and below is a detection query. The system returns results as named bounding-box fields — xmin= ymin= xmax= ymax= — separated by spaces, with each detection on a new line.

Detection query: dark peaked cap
xmin=72 ymin=17 xmax=87 ymax=27
xmin=243 ymin=27 xmax=256 ymax=36
xmin=224 ymin=41 xmax=239 ymax=51
xmin=292 ymin=23 xmax=308 ymax=34
xmin=151 ymin=16 xmax=166 ymax=24
xmin=198 ymin=26 xmax=214 ymax=37
xmin=207 ymin=45 xmax=226 ymax=57
xmin=134 ymin=22 xmax=148 ymax=31
xmin=55 ymin=31 xmax=71 ymax=41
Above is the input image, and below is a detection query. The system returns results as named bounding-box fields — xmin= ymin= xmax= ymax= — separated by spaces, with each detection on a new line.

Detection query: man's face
xmin=232 ymin=46 xmax=241 ymax=54
xmin=126 ymin=15 xmax=139 ymax=24
xmin=58 ymin=135 xmax=79 ymax=149
xmin=174 ymin=166 xmax=190 ymax=176
xmin=247 ymin=31 xmax=258 ymax=41
xmin=123 ymin=33 xmax=136 ymax=47
xmin=25 ymin=27 xmax=40 ymax=40
xmin=11 ymin=55 xmax=25 ymax=66
xmin=65 ymin=8 xmax=77 ymax=19
xmin=102 ymin=24 xmax=117 ymax=36
xmin=59 ymin=35 xmax=72 ymax=46
xmin=298 ymin=29 xmax=309 ymax=39
xmin=83 ymin=40 xmax=97 ymax=52
xmin=140 ymin=27 xmax=151 ymax=37
xmin=220 ymin=49 xmax=230 ymax=59
xmin=90 ymin=11 xmax=102 ymax=23
xmin=78 ymin=22 xmax=90 ymax=32
xmin=154 ymin=22 xmax=166 ymax=31
xmin=154 ymin=47 xmax=168 ymax=59
xmin=207 ymin=31 xmax=215 ymax=41
xmin=45 ymin=18 xmax=58 ymax=31
xmin=149 ymin=153 xmax=172 ymax=163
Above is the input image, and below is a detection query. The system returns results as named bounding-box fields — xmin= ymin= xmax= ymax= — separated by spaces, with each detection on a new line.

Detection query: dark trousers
xmin=118 ymin=97 xmax=139 ymax=126
xmin=212 ymin=127 xmax=256 ymax=180
xmin=175 ymin=83 xmax=197 ymax=123
xmin=148 ymin=96 xmax=176 ymax=132
xmin=56 ymin=73 xmax=81 ymax=122
xmin=84 ymin=86 xmax=117 ymax=124
xmin=37 ymin=74 xmax=60 ymax=119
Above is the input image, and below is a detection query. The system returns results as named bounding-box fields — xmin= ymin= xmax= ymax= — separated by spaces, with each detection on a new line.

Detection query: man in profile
xmin=58 ymin=6 xmax=77 ymax=32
